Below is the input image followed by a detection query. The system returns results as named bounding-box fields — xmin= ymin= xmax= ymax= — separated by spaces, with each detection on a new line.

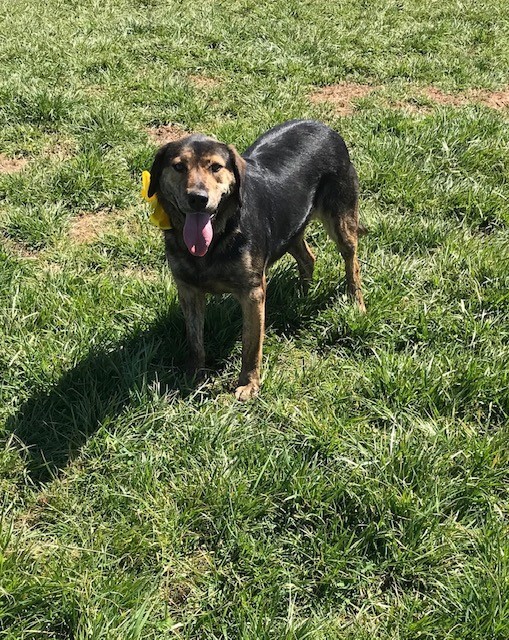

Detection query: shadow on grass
xmin=8 ymin=267 xmax=340 ymax=485
xmin=9 ymin=309 xmax=190 ymax=485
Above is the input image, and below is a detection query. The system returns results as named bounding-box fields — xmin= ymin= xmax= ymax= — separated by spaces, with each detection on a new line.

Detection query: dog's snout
xmin=187 ymin=190 xmax=209 ymax=211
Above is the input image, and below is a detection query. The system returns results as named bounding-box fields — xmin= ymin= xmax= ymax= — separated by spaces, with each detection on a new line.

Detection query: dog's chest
xmin=165 ymin=234 xmax=259 ymax=294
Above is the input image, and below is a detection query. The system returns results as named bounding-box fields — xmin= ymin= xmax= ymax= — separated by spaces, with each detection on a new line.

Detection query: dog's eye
xmin=210 ymin=163 xmax=223 ymax=173
xmin=172 ymin=162 xmax=186 ymax=173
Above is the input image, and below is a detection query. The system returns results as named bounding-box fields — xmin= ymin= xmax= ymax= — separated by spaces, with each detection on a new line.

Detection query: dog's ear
xmin=228 ymin=144 xmax=246 ymax=205
xmin=148 ymin=145 xmax=168 ymax=198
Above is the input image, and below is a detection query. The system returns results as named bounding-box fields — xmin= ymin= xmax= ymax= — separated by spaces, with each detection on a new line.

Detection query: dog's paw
xmin=234 ymin=383 xmax=259 ymax=401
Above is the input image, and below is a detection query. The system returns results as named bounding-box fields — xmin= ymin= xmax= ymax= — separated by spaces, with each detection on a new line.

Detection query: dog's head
xmin=148 ymin=134 xmax=246 ymax=257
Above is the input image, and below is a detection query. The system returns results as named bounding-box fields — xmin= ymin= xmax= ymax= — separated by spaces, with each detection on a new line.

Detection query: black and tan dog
xmin=148 ymin=119 xmax=365 ymax=400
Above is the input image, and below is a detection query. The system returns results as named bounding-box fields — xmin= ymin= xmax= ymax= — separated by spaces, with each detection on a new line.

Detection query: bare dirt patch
xmin=390 ymin=100 xmax=432 ymax=115
xmin=0 ymin=235 xmax=39 ymax=259
xmin=68 ymin=209 xmax=119 ymax=244
xmin=397 ymin=87 xmax=509 ymax=112
xmin=309 ymin=83 xmax=377 ymax=116
xmin=0 ymin=154 xmax=28 ymax=174
xmin=147 ymin=124 xmax=189 ymax=146
xmin=418 ymin=87 xmax=469 ymax=108
xmin=468 ymin=88 xmax=509 ymax=110
xmin=41 ymin=139 xmax=76 ymax=161
xmin=310 ymin=83 xmax=509 ymax=115
xmin=189 ymin=74 xmax=221 ymax=90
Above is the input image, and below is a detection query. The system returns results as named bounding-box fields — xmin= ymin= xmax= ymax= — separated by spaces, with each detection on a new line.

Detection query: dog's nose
xmin=187 ymin=190 xmax=209 ymax=211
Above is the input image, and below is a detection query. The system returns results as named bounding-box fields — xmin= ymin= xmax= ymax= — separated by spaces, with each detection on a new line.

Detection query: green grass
xmin=1 ymin=0 xmax=509 ymax=637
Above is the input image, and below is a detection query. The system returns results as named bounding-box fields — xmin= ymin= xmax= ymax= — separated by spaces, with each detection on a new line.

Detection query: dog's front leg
xmin=177 ymin=283 xmax=206 ymax=376
xmin=235 ymin=279 xmax=266 ymax=401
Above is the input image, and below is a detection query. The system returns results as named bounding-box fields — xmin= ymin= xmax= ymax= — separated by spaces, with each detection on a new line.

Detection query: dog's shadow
xmin=8 ymin=267 xmax=338 ymax=485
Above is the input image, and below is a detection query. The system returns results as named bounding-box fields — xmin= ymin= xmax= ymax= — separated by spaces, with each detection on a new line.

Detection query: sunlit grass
xmin=0 ymin=0 xmax=508 ymax=638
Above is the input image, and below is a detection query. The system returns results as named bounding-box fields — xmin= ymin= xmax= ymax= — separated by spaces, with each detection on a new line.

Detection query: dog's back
xmin=239 ymin=120 xmax=359 ymax=267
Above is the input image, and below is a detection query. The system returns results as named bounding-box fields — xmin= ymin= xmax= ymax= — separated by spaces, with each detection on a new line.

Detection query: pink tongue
xmin=183 ymin=213 xmax=213 ymax=257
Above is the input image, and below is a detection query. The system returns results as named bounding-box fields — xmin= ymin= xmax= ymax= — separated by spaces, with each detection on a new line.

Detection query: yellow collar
xmin=141 ymin=170 xmax=172 ymax=230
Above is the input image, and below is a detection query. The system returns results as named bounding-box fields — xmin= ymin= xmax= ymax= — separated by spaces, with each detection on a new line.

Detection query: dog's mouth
xmin=183 ymin=212 xmax=214 ymax=257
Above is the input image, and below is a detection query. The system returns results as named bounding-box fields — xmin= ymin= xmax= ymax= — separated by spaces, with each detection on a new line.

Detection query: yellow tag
xmin=141 ymin=170 xmax=172 ymax=230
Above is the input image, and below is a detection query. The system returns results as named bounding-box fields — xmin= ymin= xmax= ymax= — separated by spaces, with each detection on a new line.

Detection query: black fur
xmin=150 ymin=119 xmax=358 ymax=294
xmin=148 ymin=119 xmax=364 ymax=399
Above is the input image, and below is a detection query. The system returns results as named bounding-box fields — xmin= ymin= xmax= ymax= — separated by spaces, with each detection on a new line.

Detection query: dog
xmin=148 ymin=119 xmax=365 ymax=400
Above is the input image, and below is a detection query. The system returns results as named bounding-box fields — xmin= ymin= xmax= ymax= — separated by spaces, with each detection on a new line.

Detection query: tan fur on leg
xmin=234 ymin=277 xmax=266 ymax=400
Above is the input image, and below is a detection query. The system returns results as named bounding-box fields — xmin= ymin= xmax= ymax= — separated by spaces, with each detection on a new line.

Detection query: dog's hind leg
xmin=287 ymin=234 xmax=316 ymax=293
xmin=334 ymin=210 xmax=366 ymax=313
xmin=320 ymin=208 xmax=366 ymax=312
xmin=316 ymin=171 xmax=366 ymax=312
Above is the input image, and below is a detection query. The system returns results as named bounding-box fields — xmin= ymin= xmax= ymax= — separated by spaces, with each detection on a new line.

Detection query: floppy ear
xmin=147 ymin=145 xmax=168 ymax=198
xmin=228 ymin=144 xmax=246 ymax=205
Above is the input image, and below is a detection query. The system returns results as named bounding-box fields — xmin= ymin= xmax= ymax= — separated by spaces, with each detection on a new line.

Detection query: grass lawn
xmin=1 ymin=0 xmax=508 ymax=637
